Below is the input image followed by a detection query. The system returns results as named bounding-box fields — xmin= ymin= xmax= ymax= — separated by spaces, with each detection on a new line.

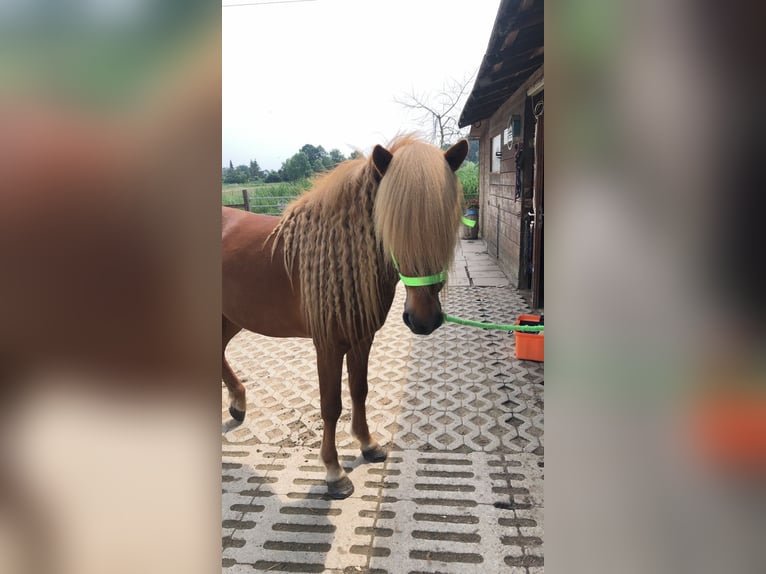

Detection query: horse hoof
xmin=362 ymin=445 xmax=388 ymax=463
xmin=229 ymin=406 xmax=246 ymax=422
xmin=327 ymin=476 xmax=354 ymax=499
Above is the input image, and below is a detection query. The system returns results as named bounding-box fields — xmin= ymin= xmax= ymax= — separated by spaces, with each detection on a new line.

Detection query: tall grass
xmin=224 ymin=165 xmax=480 ymax=215
xmin=222 ymin=180 xmax=311 ymax=215
xmin=457 ymin=161 xmax=479 ymax=206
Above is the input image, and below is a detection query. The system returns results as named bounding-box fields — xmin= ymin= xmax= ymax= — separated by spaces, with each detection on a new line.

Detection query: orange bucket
xmin=515 ymin=314 xmax=544 ymax=362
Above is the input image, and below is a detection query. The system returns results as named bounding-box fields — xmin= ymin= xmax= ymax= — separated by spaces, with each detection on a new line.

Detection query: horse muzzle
xmin=402 ymin=311 xmax=443 ymax=335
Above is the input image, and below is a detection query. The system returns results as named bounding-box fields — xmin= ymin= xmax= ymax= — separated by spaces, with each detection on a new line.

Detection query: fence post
xmin=242 ymin=189 xmax=250 ymax=212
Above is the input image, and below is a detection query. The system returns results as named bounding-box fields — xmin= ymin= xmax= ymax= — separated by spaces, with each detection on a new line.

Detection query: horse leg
xmin=222 ymin=316 xmax=246 ymax=422
xmin=347 ymin=337 xmax=387 ymax=462
xmin=315 ymin=344 xmax=353 ymax=499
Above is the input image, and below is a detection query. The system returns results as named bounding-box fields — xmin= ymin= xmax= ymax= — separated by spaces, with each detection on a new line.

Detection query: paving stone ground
xmin=222 ymin=240 xmax=544 ymax=573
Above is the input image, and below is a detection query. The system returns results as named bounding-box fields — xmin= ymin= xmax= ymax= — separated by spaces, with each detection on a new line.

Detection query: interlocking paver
xmin=223 ymin=240 xmax=544 ymax=572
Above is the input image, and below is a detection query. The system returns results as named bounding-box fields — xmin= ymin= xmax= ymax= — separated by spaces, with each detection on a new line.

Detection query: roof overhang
xmin=458 ymin=0 xmax=544 ymax=128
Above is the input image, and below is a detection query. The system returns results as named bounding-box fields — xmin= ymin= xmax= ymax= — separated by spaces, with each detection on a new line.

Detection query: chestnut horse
xmin=222 ymin=136 xmax=468 ymax=498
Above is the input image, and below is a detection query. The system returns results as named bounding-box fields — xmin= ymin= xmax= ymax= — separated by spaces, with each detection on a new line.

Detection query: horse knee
xmin=321 ymin=402 xmax=342 ymax=423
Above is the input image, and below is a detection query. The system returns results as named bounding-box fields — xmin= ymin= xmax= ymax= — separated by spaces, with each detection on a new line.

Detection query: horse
xmin=222 ymin=136 xmax=468 ymax=498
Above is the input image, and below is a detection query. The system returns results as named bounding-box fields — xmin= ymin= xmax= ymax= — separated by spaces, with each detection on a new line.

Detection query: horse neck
xmin=374 ymin=239 xmax=399 ymax=317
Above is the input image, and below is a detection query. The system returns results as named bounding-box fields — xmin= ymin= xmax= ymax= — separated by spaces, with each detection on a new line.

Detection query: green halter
xmin=390 ymin=253 xmax=447 ymax=287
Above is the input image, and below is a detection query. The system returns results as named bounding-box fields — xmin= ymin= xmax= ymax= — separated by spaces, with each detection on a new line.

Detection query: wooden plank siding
xmin=468 ymin=66 xmax=542 ymax=286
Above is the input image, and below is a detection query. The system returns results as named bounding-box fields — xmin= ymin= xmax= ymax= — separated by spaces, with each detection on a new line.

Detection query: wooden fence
xmin=226 ymin=189 xmax=480 ymax=217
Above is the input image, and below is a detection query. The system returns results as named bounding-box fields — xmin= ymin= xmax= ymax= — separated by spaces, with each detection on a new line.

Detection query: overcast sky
xmin=222 ymin=0 xmax=500 ymax=170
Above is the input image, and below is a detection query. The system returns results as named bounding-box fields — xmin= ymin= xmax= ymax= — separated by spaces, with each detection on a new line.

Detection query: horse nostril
xmin=403 ymin=311 xmax=443 ymax=335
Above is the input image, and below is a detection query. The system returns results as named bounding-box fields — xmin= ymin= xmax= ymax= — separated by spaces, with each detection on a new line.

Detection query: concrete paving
xmin=222 ymin=239 xmax=544 ymax=573
xmin=453 ymin=239 xmax=510 ymax=287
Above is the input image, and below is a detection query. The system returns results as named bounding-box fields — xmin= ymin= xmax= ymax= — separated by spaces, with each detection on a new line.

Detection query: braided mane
xmin=270 ymin=135 xmax=462 ymax=346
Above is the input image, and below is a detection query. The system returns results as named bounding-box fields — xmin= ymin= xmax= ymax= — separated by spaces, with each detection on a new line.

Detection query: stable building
xmin=459 ymin=0 xmax=544 ymax=308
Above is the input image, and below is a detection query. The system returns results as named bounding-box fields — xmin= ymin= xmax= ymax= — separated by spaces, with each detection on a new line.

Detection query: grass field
xmin=223 ymin=172 xmax=478 ymax=215
xmin=222 ymin=180 xmax=311 ymax=215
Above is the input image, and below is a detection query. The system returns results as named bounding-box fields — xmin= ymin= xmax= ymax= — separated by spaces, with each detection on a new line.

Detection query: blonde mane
xmin=270 ymin=135 xmax=463 ymax=346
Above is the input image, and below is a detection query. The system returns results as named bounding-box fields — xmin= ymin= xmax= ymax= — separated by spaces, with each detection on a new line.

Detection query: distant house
xmin=459 ymin=0 xmax=544 ymax=308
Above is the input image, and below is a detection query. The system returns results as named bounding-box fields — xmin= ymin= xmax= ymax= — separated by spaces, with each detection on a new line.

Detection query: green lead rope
xmin=444 ymin=217 xmax=542 ymax=332
xmin=393 ymin=220 xmax=542 ymax=331
xmin=443 ymin=314 xmax=544 ymax=332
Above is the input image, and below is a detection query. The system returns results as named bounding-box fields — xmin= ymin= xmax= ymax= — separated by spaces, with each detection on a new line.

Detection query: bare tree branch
xmin=395 ymin=72 xmax=476 ymax=148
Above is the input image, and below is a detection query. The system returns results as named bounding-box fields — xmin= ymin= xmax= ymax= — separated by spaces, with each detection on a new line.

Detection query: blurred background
xmin=0 ymin=2 xmax=221 ymax=573
xmin=547 ymin=0 xmax=765 ymax=572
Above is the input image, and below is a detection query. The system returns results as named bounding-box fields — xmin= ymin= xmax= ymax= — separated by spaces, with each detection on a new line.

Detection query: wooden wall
xmin=469 ymin=66 xmax=543 ymax=286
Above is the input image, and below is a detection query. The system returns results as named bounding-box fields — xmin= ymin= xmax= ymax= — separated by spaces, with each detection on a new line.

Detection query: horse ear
xmin=371 ymin=145 xmax=393 ymax=180
xmin=444 ymin=139 xmax=469 ymax=172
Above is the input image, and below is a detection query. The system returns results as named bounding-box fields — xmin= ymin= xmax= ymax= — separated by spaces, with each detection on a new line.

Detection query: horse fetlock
xmin=228 ymin=391 xmax=246 ymax=412
xmin=324 ymin=462 xmax=346 ymax=483
xmin=355 ymin=432 xmax=387 ymax=462
xmin=355 ymin=432 xmax=376 ymax=450
xmin=351 ymin=427 xmax=371 ymax=445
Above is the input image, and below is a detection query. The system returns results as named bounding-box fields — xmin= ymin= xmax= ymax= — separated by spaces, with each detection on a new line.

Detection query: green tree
xmin=466 ymin=139 xmax=479 ymax=163
xmin=283 ymin=152 xmax=311 ymax=181
xmin=312 ymin=158 xmax=325 ymax=172
xmin=299 ymin=144 xmax=329 ymax=168
xmin=224 ymin=159 xmax=247 ymax=184
xmin=348 ymin=150 xmax=363 ymax=160
xmin=321 ymin=156 xmax=334 ymax=171
xmin=248 ymin=159 xmax=263 ymax=180
xmin=329 ymin=148 xmax=345 ymax=164
xmin=235 ymin=164 xmax=250 ymax=183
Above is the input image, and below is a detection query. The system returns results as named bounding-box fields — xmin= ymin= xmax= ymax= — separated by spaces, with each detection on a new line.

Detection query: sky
xmin=222 ymin=0 xmax=501 ymax=170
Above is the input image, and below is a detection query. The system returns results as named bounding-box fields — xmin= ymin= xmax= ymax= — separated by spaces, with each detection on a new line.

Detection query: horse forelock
xmin=374 ymin=138 xmax=463 ymax=278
